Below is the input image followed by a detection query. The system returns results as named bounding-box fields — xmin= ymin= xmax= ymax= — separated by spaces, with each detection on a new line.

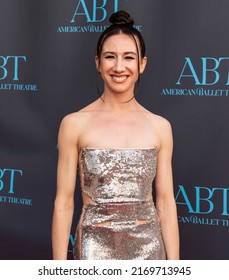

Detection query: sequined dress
xmin=73 ymin=148 xmax=166 ymax=260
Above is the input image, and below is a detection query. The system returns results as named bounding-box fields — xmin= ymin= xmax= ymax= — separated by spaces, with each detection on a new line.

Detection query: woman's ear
xmin=140 ymin=56 xmax=147 ymax=74
xmin=95 ymin=56 xmax=100 ymax=73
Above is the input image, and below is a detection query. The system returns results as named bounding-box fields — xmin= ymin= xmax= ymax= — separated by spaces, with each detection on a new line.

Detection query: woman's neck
xmin=99 ymin=93 xmax=140 ymax=112
xmin=100 ymin=88 xmax=141 ymax=109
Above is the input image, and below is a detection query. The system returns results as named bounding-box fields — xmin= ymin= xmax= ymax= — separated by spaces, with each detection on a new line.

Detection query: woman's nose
xmin=113 ymin=58 xmax=125 ymax=72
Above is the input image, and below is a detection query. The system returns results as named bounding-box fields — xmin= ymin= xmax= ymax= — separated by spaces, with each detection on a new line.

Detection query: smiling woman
xmin=95 ymin=10 xmax=146 ymax=102
xmin=96 ymin=33 xmax=146 ymax=100
xmin=52 ymin=10 xmax=179 ymax=260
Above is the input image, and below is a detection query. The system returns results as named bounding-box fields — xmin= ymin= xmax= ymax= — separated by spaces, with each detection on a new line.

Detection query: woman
xmin=52 ymin=10 xmax=179 ymax=260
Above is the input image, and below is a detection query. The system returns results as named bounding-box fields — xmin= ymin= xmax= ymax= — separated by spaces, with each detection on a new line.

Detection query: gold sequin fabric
xmin=73 ymin=148 xmax=166 ymax=260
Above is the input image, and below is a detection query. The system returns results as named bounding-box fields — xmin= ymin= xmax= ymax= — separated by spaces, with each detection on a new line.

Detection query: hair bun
xmin=109 ymin=10 xmax=134 ymax=26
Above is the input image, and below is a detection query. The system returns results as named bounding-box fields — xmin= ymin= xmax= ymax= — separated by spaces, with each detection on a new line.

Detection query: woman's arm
xmin=155 ymin=119 xmax=179 ymax=260
xmin=52 ymin=116 xmax=79 ymax=260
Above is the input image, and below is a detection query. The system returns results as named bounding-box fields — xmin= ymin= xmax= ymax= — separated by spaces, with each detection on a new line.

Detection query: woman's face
xmin=96 ymin=33 xmax=147 ymax=96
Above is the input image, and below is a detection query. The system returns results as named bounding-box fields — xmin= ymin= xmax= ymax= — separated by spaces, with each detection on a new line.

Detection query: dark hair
xmin=97 ymin=10 xmax=146 ymax=59
xmin=96 ymin=10 xmax=146 ymax=101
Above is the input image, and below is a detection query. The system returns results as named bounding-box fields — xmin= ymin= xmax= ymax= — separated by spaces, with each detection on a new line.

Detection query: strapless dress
xmin=73 ymin=148 xmax=166 ymax=260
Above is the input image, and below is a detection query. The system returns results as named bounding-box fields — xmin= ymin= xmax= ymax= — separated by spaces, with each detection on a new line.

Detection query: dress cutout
xmin=73 ymin=148 xmax=166 ymax=260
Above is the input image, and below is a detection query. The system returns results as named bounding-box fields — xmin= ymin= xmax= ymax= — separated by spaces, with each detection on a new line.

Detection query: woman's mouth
xmin=111 ymin=75 xmax=128 ymax=82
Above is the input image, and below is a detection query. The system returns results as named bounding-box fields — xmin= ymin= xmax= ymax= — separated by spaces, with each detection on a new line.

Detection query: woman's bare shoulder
xmin=143 ymin=111 xmax=173 ymax=148
xmin=153 ymin=114 xmax=171 ymax=129
xmin=59 ymin=112 xmax=85 ymax=129
xmin=143 ymin=109 xmax=172 ymax=130
xmin=150 ymin=113 xmax=173 ymax=150
xmin=61 ymin=100 xmax=100 ymax=125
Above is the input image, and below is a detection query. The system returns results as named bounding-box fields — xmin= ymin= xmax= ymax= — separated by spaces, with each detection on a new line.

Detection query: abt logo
xmin=0 ymin=168 xmax=23 ymax=194
xmin=0 ymin=56 xmax=26 ymax=81
xmin=176 ymin=185 xmax=229 ymax=216
xmin=71 ymin=0 xmax=120 ymax=23
xmin=176 ymin=57 xmax=229 ymax=86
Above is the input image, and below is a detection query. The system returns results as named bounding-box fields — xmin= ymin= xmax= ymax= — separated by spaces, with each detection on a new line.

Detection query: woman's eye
xmin=125 ymin=56 xmax=135 ymax=60
xmin=105 ymin=55 xmax=115 ymax=59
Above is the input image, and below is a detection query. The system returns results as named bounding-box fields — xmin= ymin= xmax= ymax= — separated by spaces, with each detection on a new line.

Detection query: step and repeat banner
xmin=0 ymin=0 xmax=229 ymax=260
